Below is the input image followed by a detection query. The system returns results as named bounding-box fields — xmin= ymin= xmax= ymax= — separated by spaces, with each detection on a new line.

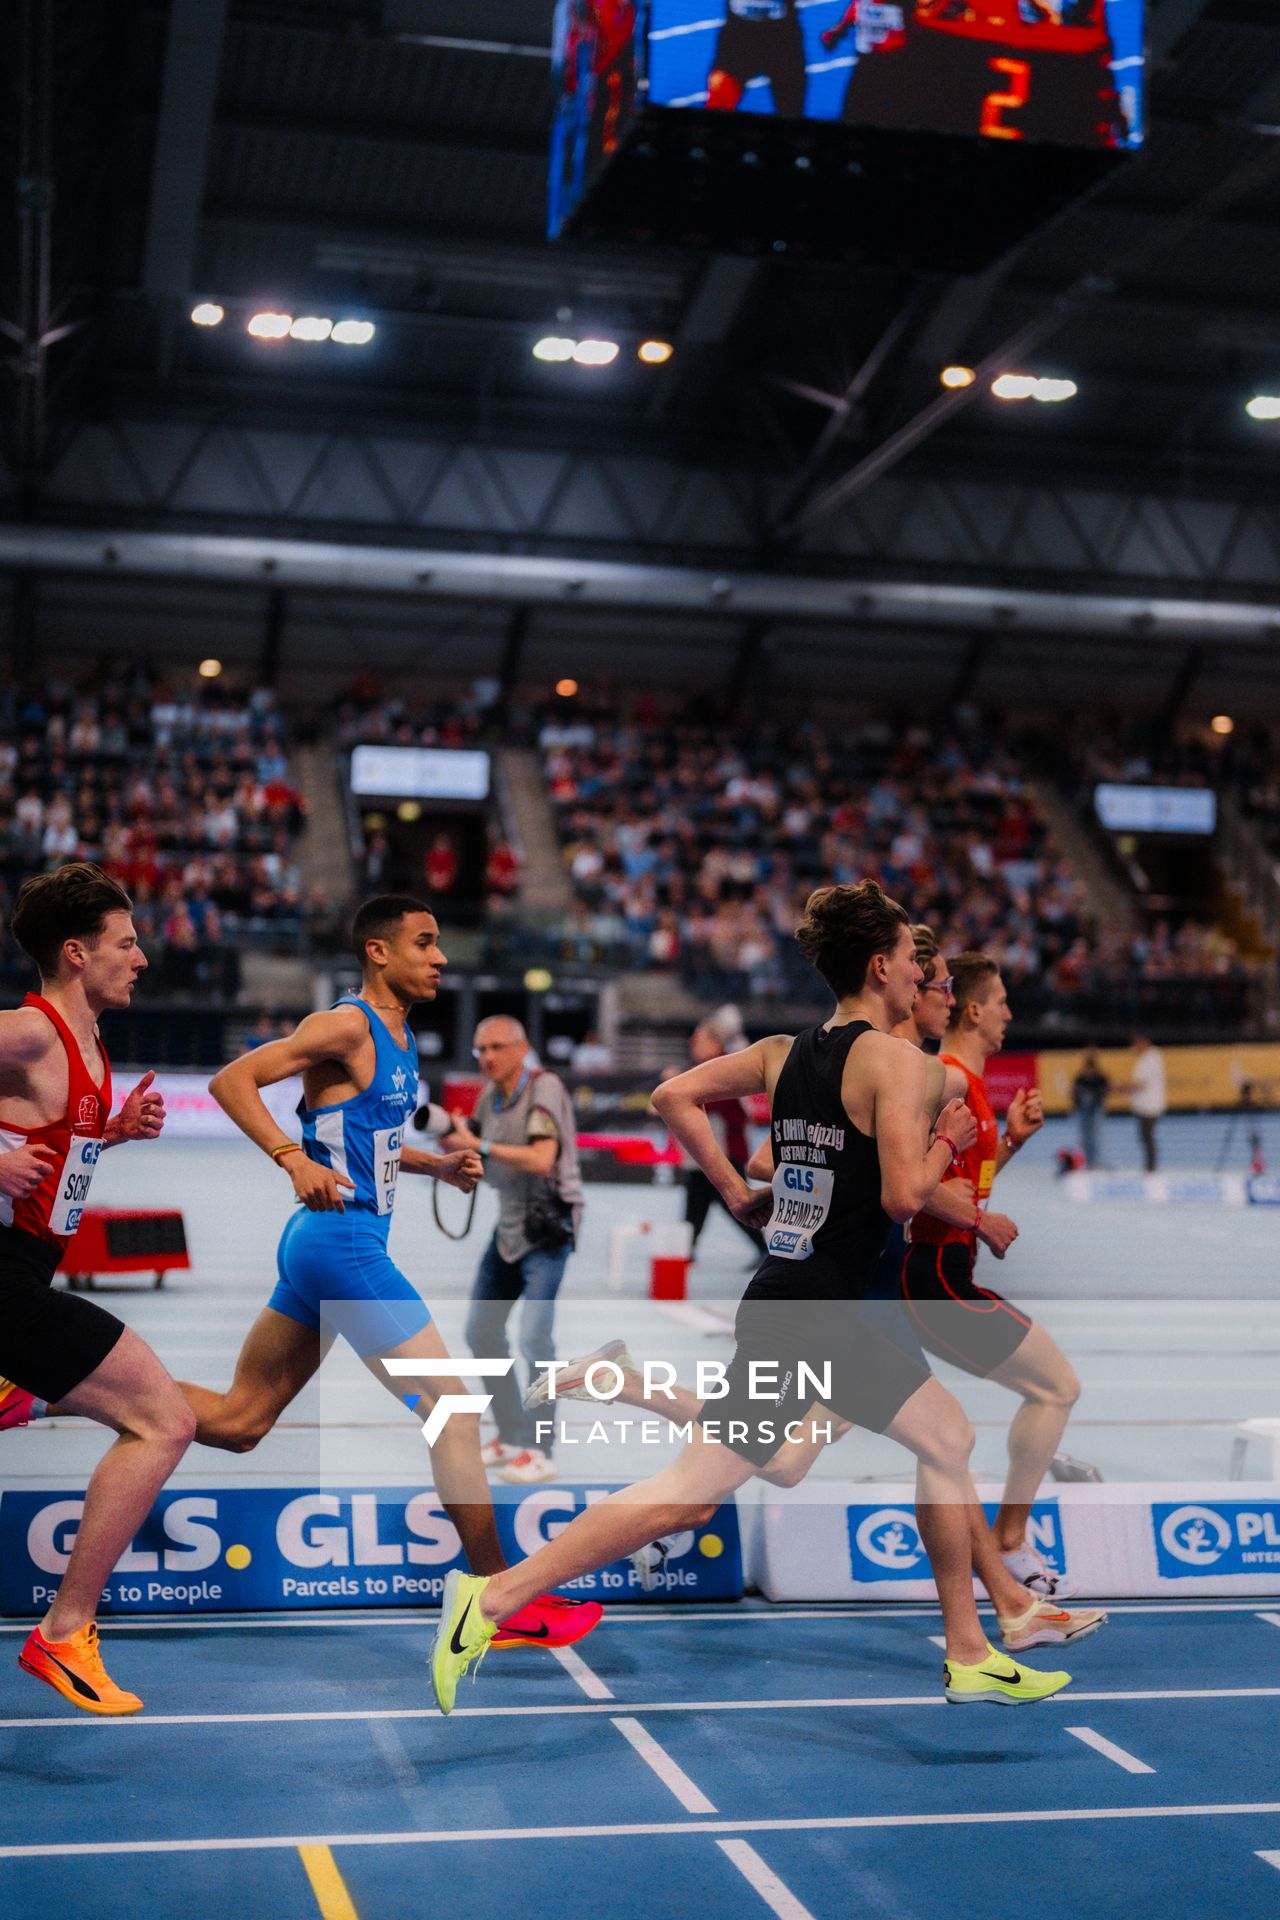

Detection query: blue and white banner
xmin=1152 ymin=1500 xmax=1280 ymax=1582
xmin=847 ymin=1500 xmax=1066 ymax=1588
xmin=752 ymin=1482 xmax=1280 ymax=1599
xmin=0 ymin=1484 xmax=742 ymax=1617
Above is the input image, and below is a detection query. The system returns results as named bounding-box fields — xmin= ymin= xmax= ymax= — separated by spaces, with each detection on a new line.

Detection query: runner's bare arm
xmin=208 ymin=1009 xmax=366 ymax=1210
xmin=0 ymin=1006 xmax=58 ymax=1072
xmin=869 ymin=1038 xmax=977 ymax=1222
xmin=400 ymin=1144 xmax=484 ymax=1190
xmin=652 ymin=1037 xmax=788 ymax=1221
xmin=0 ymin=1012 xmax=63 ymax=1192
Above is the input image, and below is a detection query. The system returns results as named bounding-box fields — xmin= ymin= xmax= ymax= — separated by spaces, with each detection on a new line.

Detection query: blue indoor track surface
xmin=5 ymin=1600 xmax=1280 ymax=1920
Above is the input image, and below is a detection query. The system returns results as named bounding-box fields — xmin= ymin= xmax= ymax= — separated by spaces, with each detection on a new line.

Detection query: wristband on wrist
xmin=933 ymin=1133 xmax=960 ymax=1164
xmin=1001 ymin=1132 xmax=1021 ymax=1154
xmin=270 ymin=1142 xmax=302 ymax=1164
xmin=477 ymin=1138 xmax=491 ymax=1160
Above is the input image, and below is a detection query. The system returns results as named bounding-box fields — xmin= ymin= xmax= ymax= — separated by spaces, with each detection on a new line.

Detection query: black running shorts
xmin=703 ymin=1292 xmax=933 ymax=1468
xmin=900 ymin=1239 xmax=1032 ymax=1378
xmin=0 ymin=1223 xmax=126 ymax=1404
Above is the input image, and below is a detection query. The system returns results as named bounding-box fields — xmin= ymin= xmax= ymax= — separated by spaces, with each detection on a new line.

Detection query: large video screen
xmin=550 ymin=1 xmax=643 ymax=237
xmin=1094 ymin=784 xmax=1217 ymax=836
xmin=646 ymin=1 xmax=1145 ymax=150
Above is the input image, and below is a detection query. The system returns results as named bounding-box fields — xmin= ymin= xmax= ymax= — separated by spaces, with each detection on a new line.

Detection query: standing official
xmin=449 ymin=1017 xmax=584 ymax=1486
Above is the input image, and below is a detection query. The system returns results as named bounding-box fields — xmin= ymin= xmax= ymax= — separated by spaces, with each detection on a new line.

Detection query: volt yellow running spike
xmin=943 ymin=1642 xmax=1071 ymax=1705
xmin=430 ymin=1570 xmax=497 ymax=1715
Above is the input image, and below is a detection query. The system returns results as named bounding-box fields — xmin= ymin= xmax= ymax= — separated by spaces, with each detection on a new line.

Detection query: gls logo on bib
xmin=1153 ymin=1501 xmax=1280 ymax=1578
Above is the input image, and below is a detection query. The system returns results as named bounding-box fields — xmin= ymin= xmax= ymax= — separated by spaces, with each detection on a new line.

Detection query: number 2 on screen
xmin=980 ymin=57 xmax=1031 ymax=141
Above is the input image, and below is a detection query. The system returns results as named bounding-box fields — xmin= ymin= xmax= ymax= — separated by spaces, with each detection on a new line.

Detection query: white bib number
xmin=50 ymin=1136 xmax=103 ymax=1237
xmin=373 ymin=1125 xmax=403 ymax=1216
xmin=764 ymin=1161 xmax=834 ymax=1262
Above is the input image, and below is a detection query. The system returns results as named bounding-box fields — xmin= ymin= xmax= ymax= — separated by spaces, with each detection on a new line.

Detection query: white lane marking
xmin=8 ymin=1802 xmax=1280 ymax=1859
xmin=0 ymin=1598 xmax=1270 ymax=1635
xmin=5 ymin=1684 xmax=1280 ymax=1733
xmin=1255 ymin=1614 xmax=1280 ymax=1630
xmin=610 ymin=1717 xmax=717 ymax=1813
xmin=1257 ymin=1851 xmax=1280 ymax=1871
xmin=928 ymin=1635 xmax=947 ymax=1650
xmin=1065 ymin=1727 xmax=1155 ymax=1775
xmin=718 ymin=1839 xmax=817 ymax=1920
xmin=551 ymin=1644 xmax=613 ymax=1700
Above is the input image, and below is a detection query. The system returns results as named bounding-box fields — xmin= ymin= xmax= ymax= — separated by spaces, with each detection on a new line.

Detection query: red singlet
xmin=0 ymin=994 xmax=112 ymax=1250
xmin=909 ymin=1052 xmax=998 ymax=1250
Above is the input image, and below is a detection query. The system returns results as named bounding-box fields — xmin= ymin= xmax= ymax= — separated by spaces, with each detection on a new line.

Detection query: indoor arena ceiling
xmin=6 ymin=0 xmax=1280 ymax=670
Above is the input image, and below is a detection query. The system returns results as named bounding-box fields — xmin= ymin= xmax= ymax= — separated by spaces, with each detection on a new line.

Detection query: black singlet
xmin=748 ymin=1020 xmax=891 ymax=1302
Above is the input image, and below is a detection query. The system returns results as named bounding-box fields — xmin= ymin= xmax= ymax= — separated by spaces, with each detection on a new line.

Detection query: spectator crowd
xmin=544 ymin=708 xmax=1262 ymax=1034
xmin=1 ymin=666 xmax=315 ymax=995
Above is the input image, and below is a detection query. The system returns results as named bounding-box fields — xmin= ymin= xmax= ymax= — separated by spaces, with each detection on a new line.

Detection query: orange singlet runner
xmin=898 ymin=1052 xmax=1034 ymax=1377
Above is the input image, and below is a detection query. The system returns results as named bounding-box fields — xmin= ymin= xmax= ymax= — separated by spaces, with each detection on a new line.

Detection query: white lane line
xmin=5 ymin=1683 xmax=1279 ymax=1733
xmin=551 ymin=1644 xmax=614 ymax=1700
xmin=1255 ymin=1614 xmax=1280 ymax=1630
xmin=928 ymin=1635 xmax=947 ymax=1650
xmin=1065 ymin=1727 xmax=1155 ymax=1775
xmin=717 ymin=1839 xmax=816 ymax=1920
xmin=0 ymin=1599 xmax=1272 ymax=1633
xmin=8 ymin=1801 xmax=1280 ymax=1859
xmin=610 ymin=1717 xmax=717 ymax=1813
xmin=1257 ymin=1851 xmax=1280 ymax=1871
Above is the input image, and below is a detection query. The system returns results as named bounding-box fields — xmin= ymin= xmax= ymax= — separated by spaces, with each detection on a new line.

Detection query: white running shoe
xmin=1000 ymin=1545 xmax=1077 ymax=1601
xmin=479 ymin=1437 xmax=523 ymax=1471
xmin=497 ymin=1447 xmax=559 ymax=1485
xmin=522 ymin=1338 xmax=636 ymax=1412
xmin=998 ymin=1599 xmax=1107 ymax=1652
xmin=630 ymin=1537 xmax=674 ymax=1593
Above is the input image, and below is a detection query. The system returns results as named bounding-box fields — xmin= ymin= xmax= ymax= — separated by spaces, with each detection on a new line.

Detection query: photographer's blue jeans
xmin=465 ymin=1232 xmax=571 ymax=1450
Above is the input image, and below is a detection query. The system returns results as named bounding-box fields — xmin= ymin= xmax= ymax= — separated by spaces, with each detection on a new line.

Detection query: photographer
xmin=447 ymin=1016 xmax=583 ymax=1485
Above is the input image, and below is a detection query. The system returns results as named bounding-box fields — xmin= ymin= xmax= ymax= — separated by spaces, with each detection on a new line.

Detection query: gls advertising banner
xmin=0 ymin=1485 xmax=742 ymax=1617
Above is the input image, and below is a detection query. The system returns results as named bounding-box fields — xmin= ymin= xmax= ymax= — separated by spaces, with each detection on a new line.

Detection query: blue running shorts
xmin=269 ymin=1209 xmax=431 ymax=1355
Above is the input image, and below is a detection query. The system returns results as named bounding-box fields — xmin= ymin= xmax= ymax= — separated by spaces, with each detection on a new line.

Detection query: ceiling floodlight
xmin=940 ymin=365 xmax=976 ymax=389
xmin=330 ymin=319 xmax=376 ymax=345
xmin=638 ymin=340 xmax=674 ymax=364
xmin=247 ymin=311 xmax=293 ymax=339
xmin=533 ymin=335 xmax=576 ymax=362
xmin=290 ymin=315 xmax=334 ymax=341
xmin=572 ymin=338 xmax=620 ymax=366
xmin=992 ymin=373 xmax=1037 ymax=401
xmin=1246 ymin=394 xmax=1280 ymax=421
xmin=191 ymin=302 xmax=224 ymax=327
xmin=1033 ymin=377 xmax=1078 ymax=403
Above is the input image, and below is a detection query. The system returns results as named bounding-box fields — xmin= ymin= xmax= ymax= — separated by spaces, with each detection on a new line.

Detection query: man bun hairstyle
xmin=948 ymin=951 xmax=1000 ymax=1024
xmin=352 ymin=894 xmax=434 ymax=969
xmin=794 ymin=881 xmax=909 ymax=999
xmin=10 ymin=862 xmax=134 ymax=979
